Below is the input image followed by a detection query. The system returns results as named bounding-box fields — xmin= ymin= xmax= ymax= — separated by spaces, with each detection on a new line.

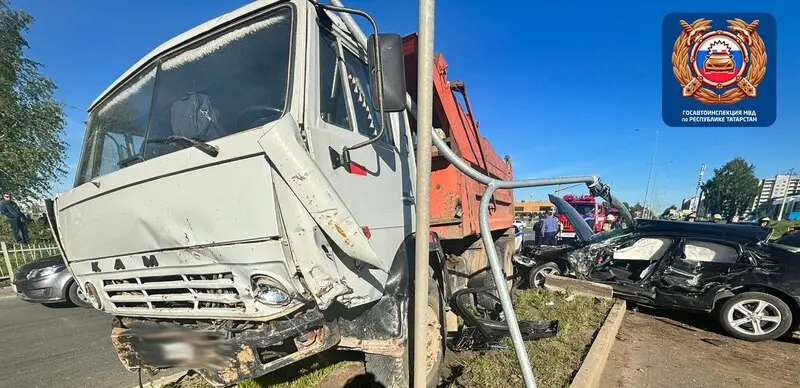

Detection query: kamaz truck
xmin=45 ymin=1 xmax=524 ymax=386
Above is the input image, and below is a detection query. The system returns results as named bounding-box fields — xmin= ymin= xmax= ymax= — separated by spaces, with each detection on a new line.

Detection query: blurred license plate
xmin=559 ymin=232 xmax=576 ymax=238
xmin=161 ymin=342 xmax=196 ymax=361
xmin=11 ymin=284 xmax=17 ymax=293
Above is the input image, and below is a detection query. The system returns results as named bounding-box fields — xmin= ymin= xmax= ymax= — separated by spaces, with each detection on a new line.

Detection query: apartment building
xmin=753 ymin=174 xmax=800 ymax=210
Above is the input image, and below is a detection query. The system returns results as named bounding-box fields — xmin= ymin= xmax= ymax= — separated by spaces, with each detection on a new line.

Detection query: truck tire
xmin=365 ymin=267 xmax=444 ymax=388
xmin=718 ymin=292 xmax=792 ymax=342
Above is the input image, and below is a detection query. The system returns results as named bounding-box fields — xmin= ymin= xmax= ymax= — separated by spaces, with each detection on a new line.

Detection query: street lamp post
xmin=777 ymin=168 xmax=796 ymax=221
xmin=636 ymin=129 xmax=660 ymax=218
xmin=646 ymin=160 xmax=674 ymax=217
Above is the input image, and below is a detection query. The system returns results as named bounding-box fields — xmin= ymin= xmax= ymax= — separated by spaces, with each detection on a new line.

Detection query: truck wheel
xmin=365 ymin=268 xmax=444 ymax=388
xmin=528 ymin=262 xmax=561 ymax=289
xmin=718 ymin=292 xmax=792 ymax=342
xmin=67 ymin=282 xmax=93 ymax=308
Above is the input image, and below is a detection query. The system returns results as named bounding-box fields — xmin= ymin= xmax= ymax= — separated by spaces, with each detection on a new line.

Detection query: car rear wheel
xmin=67 ymin=282 xmax=92 ymax=308
xmin=718 ymin=292 xmax=792 ymax=341
xmin=528 ymin=262 xmax=561 ymax=289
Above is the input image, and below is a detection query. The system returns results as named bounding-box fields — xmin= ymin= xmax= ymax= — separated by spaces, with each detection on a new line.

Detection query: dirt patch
xmin=601 ymin=306 xmax=800 ymax=388
xmin=441 ymin=290 xmax=612 ymax=388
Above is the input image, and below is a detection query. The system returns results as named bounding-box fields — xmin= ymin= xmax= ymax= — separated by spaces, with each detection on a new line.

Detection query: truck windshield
xmin=75 ymin=7 xmax=293 ymax=186
xmin=571 ymin=204 xmax=595 ymax=216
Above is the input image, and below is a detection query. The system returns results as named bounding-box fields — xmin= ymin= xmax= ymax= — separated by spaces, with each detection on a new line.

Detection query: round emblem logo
xmin=691 ymin=32 xmax=749 ymax=89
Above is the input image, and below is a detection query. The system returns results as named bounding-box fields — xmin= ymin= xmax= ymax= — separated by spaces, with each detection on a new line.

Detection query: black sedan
xmin=514 ymin=195 xmax=800 ymax=341
xmin=12 ymin=255 xmax=92 ymax=308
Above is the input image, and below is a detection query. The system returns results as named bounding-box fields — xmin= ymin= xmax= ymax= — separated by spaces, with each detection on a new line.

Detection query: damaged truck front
xmin=45 ymin=1 xmax=537 ymax=386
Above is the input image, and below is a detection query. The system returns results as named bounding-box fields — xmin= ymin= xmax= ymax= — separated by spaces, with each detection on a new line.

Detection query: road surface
xmin=0 ymin=290 xmax=141 ymax=388
xmin=600 ymin=306 xmax=800 ymax=388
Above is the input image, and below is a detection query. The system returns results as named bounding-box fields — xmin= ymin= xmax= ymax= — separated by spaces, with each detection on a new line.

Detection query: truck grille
xmin=102 ymin=272 xmax=245 ymax=312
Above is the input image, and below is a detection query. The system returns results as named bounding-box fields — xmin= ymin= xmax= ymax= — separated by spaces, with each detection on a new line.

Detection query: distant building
xmin=680 ymin=194 xmax=704 ymax=213
xmin=513 ymin=201 xmax=554 ymax=220
xmin=753 ymin=174 xmax=800 ymax=211
xmin=763 ymin=194 xmax=800 ymax=220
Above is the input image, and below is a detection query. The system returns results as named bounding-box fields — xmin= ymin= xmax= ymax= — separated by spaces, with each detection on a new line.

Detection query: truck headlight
xmin=26 ymin=265 xmax=65 ymax=280
xmin=251 ymin=275 xmax=291 ymax=307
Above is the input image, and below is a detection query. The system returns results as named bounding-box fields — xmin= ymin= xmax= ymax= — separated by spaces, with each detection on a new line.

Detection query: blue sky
xmin=14 ymin=0 xmax=800 ymax=212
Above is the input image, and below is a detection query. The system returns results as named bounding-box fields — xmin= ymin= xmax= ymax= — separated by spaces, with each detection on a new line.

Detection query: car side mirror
xmin=367 ymin=33 xmax=406 ymax=112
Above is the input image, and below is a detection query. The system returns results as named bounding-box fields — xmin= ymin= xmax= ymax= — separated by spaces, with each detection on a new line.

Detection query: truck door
xmin=654 ymin=238 xmax=748 ymax=310
xmin=304 ymin=22 xmax=414 ymax=274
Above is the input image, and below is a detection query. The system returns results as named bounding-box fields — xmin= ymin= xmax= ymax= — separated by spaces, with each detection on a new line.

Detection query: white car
xmin=513 ymin=219 xmax=526 ymax=230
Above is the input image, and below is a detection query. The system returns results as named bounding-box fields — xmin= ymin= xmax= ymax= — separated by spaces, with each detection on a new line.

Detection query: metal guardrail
xmin=1 ymin=242 xmax=60 ymax=281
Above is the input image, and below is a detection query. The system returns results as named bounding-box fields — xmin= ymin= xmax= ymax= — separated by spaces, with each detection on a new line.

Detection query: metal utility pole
xmin=412 ymin=0 xmax=435 ymax=386
xmin=777 ymin=168 xmax=795 ymax=221
xmin=636 ymin=129 xmax=659 ymax=218
xmin=693 ymin=163 xmax=706 ymax=214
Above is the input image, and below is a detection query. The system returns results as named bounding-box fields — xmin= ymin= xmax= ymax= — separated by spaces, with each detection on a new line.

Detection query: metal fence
xmin=1 ymin=242 xmax=60 ymax=281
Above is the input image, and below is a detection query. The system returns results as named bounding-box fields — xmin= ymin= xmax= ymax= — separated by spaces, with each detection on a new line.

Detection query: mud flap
xmin=447 ymin=287 xmax=558 ymax=351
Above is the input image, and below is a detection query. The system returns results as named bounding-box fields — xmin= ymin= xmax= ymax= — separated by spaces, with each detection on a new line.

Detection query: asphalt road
xmin=0 ymin=291 xmax=140 ymax=388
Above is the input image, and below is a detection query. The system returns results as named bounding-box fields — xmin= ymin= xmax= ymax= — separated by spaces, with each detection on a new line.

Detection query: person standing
xmin=0 ymin=193 xmax=30 ymax=244
xmin=533 ymin=217 xmax=544 ymax=245
xmin=541 ymin=211 xmax=559 ymax=245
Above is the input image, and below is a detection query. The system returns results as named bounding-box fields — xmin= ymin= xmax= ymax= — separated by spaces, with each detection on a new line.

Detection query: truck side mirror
xmin=367 ymin=33 xmax=406 ymax=113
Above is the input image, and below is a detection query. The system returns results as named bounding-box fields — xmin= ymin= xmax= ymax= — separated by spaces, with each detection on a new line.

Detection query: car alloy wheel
xmin=529 ymin=262 xmax=561 ymax=288
xmin=718 ymin=291 xmax=792 ymax=341
xmin=726 ymin=299 xmax=782 ymax=337
xmin=76 ymin=286 xmax=90 ymax=304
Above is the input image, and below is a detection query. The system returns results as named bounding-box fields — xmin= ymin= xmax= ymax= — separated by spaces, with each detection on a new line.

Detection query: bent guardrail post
xmin=432 ymin=132 xmax=599 ymax=388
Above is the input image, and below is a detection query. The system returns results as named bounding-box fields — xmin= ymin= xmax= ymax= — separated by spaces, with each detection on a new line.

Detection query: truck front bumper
xmin=111 ymin=308 xmax=340 ymax=385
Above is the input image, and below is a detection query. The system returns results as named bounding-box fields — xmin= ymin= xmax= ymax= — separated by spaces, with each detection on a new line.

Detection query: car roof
xmin=633 ymin=219 xmax=770 ymax=244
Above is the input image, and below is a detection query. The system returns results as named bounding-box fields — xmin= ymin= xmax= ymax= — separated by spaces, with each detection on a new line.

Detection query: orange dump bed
xmin=402 ymin=34 xmax=514 ymax=240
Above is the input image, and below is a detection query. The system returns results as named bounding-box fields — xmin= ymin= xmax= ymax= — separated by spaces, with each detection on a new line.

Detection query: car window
xmin=683 ymin=240 xmax=739 ymax=263
xmin=614 ymin=237 xmax=672 ymax=261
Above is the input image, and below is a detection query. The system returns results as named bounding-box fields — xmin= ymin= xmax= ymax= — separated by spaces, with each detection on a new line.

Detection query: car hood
xmin=548 ymin=194 xmax=594 ymax=242
xmin=16 ymin=255 xmax=65 ymax=274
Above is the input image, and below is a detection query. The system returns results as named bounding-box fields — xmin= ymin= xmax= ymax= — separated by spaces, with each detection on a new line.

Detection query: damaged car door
xmin=653 ymin=238 xmax=749 ymax=311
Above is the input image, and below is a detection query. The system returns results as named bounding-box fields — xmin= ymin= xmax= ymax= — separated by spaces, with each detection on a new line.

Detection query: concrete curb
xmin=570 ymin=299 xmax=627 ymax=388
xmin=129 ymin=370 xmax=191 ymax=388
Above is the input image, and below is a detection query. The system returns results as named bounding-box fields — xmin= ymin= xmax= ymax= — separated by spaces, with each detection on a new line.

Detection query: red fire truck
xmin=557 ymin=194 xmax=608 ymax=240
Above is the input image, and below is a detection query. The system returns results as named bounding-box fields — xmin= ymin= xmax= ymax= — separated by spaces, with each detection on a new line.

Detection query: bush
xmin=0 ymin=218 xmax=55 ymax=244
xmin=768 ymin=220 xmax=800 ymax=239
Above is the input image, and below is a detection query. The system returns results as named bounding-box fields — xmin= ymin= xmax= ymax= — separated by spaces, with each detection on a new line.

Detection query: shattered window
xmin=342 ymin=49 xmax=392 ymax=145
xmin=684 ymin=240 xmax=739 ymax=263
xmin=319 ymin=30 xmax=351 ymax=130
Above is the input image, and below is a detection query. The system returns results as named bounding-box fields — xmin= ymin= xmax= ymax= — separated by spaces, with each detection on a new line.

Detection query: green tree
xmin=0 ymin=0 xmax=66 ymax=198
xmin=661 ymin=205 xmax=677 ymax=218
xmin=701 ymin=157 xmax=760 ymax=220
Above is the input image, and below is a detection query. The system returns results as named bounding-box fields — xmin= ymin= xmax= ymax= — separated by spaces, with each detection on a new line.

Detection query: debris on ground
xmin=441 ymin=290 xmax=612 ymax=388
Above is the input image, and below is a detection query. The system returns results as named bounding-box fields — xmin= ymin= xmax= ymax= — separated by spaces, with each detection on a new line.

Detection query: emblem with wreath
xmin=672 ymin=18 xmax=766 ymax=104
